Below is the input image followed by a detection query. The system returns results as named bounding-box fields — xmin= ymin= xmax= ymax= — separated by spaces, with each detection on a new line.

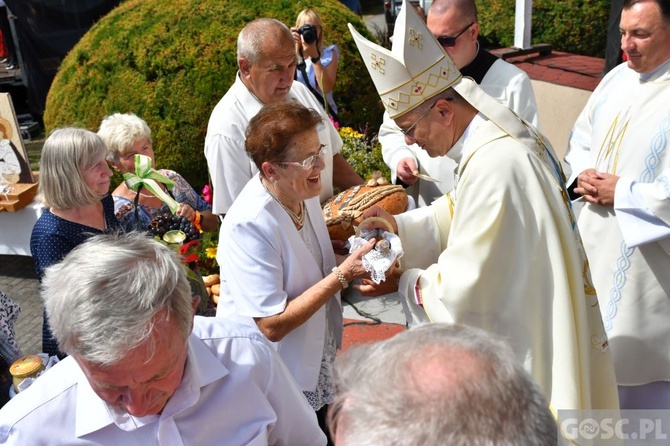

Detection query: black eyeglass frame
xmin=435 ymin=22 xmax=475 ymax=48
xmin=400 ymin=102 xmax=436 ymax=137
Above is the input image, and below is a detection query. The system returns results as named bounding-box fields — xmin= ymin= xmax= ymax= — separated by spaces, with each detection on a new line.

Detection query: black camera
xmin=297 ymin=24 xmax=318 ymax=45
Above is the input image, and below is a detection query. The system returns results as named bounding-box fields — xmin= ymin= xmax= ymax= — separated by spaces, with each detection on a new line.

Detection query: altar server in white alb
xmin=379 ymin=0 xmax=539 ymax=207
xmin=348 ymin=0 xmax=619 ymax=411
xmin=565 ymin=0 xmax=670 ymax=409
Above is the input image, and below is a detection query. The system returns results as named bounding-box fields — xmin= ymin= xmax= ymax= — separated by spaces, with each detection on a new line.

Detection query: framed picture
xmin=0 ymin=93 xmax=33 ymax=184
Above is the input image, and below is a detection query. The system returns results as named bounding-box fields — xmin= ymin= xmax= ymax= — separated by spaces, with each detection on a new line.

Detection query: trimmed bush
xmin=44 ymin=0 xmax=384 ymax=190
xmin=477 ymin=0 xmax=610 ymax=58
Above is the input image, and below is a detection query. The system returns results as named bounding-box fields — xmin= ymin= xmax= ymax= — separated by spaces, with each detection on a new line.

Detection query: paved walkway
xmin=0 ymin=255 xmax=42 ymax=356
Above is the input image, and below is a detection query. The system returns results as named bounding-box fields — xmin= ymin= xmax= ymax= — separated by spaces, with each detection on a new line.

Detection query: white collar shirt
xmin=204 ymin=73 xmax=342 ymax=215
xmin=0 ymin=317 xmax=325 ymax=445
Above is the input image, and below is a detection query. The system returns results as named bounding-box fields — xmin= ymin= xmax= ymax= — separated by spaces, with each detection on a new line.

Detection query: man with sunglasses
xmin=348 ymin=0 xmax=619 ymax=412
xmin=204 ymin=18 xmax=362 ymax=219
xmin=380 ymin=0 xmax=539 ymax=208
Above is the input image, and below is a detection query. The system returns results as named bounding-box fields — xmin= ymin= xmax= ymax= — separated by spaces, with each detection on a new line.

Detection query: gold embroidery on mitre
xmin=385 ymin=92 xmax=411 ymax=112
xmin=370 ymin=54 xmax=386 ymax=75
xmin=408 ymin=28 xmax=423 ymax=50
xmin=440 ymin=62 xmax=459 ymax=79
xmin=410 ymin=81 xmax=426 ymax=96
xmin=383 ymin=61 xmax=460 ymax=110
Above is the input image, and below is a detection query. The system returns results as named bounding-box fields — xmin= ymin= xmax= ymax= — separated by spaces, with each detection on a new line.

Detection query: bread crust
xmin=322 ymin=184 xmax=407 ymax=240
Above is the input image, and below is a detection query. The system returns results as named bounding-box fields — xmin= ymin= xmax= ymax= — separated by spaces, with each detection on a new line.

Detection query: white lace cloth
xmin=348 ymin=227 xmax=403 ymax=284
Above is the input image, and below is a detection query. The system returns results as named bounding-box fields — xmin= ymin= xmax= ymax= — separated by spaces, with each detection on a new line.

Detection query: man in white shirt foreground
xmin=204 ymin=18 xmax=362 ymax=218
xmin=380 ymin=0 xmax=539 ymax=207
xmin=0 ymin=232 xmax=325 ymax=445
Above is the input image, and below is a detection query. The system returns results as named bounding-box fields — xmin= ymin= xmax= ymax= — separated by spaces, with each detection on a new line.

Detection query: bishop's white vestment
xmin=397 ymin=112 xmax=619 ymax=411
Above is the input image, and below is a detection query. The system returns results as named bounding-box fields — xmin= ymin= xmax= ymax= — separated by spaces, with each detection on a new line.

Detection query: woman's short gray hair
xmin=98 ymin=112 xmax=152 ymax=165
xmin=37 ymin=127 xmax=109 ymax=209
xmin=42 ymin=232 xmax=195 ymax=366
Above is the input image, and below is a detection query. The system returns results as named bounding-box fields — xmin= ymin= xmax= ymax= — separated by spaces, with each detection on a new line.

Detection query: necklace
xmin=262 ymin=178 xmax=305 ymax=229
xmin=124 ymin=182 xmax=160 ymax=199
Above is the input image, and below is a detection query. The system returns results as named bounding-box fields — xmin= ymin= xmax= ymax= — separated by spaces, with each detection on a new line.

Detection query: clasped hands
xmin=574 ymin=168 xmax=619 ymax=206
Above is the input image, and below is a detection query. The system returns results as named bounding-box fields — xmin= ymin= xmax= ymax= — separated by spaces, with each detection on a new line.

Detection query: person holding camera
xmin=292 ymin=9 xmax=340 ymax=117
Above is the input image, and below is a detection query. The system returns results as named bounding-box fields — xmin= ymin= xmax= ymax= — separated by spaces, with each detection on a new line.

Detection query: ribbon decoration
xmin=122 ymin=154 xmax=179 ymax=213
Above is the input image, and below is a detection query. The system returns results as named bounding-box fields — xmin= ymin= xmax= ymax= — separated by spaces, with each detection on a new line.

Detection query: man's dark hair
xmin=429 ymin=0 xmax=478 ymax=23
xmin=623 ymin=0 xmax=670 ymax=22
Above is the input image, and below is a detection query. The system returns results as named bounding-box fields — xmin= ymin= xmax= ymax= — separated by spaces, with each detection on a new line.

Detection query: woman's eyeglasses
xmin=280 ymin=144 xmax=327 ymax=170
xmin=435 ymin=22 xmax=474 ymax=48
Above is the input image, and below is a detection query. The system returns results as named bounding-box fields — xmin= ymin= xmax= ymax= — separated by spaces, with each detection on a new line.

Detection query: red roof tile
xmin=490 ymin=48 xmax=605 ymax=92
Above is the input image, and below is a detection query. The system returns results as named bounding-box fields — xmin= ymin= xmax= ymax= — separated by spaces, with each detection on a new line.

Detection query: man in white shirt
xmin=565 ymin=0 xmax=670 ymax=409
xmin=380 ymin=0 xmax=539 ymax=207
xmin=0 ymin=232 xmax=325 ymax=445
xmin=204 ymin=18 xmax=362 ymax=217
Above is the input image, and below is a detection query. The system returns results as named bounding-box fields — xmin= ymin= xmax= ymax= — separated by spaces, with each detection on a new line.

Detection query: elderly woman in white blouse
xmin=216 ymin=101 xmax=374 ymax=440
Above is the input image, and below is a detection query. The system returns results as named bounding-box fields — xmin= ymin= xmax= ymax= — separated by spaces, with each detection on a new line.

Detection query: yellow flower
xmin=339 ymin=126 xmax=364 ymax=139
xmin=205 ymin=246 xmax=217 ymax=259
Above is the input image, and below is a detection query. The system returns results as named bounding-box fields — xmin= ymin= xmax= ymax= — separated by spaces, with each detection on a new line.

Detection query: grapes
xmin=147 ymin=212 xmax=202 ymax=242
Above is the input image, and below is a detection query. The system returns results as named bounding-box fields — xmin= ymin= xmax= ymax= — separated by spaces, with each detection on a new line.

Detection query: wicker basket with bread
xmin=322 ymin=172 xmax=407 ymax=240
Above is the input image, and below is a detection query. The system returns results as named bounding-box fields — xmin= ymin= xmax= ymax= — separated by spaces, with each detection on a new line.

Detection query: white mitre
xmin=348 ymin=0 xmax=534 ymax=142
xmin=347 ymin=0 xmax=460 ymax=119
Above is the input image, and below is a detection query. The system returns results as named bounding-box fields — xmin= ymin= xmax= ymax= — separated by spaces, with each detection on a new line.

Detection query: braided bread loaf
xmin=322 ymin=183 xmax=408 ymax=240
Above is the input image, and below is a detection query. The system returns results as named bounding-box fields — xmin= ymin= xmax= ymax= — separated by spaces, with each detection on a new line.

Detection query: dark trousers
xmin=316 ymin=404 xmax=334 ymax=446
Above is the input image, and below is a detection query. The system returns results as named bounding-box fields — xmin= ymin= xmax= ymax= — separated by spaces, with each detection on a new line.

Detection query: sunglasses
xmin=280 ymin=144 xmax=327 ymax=170
xmin=435 ymin=22 xmax=474 ymax=48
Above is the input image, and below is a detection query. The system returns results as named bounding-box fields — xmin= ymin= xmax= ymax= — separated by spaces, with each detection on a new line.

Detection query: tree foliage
xmin=477 ymin=0 xmax=610 ymax=58
xmin=44 ymin=0 xmax=384 ymax=189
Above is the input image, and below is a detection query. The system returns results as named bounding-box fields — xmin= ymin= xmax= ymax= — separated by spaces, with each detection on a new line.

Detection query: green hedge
xmin=477 ymin=0 xmax=610 ymax=58
xmin=44 ymin=0 xmax=384 ymax=190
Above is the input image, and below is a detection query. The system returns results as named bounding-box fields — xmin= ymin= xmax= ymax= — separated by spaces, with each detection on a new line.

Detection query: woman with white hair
xmin=98 ymin=113 xmax=217 ymax=232
xmin=30 ymin=127 xmax=120 ymax=358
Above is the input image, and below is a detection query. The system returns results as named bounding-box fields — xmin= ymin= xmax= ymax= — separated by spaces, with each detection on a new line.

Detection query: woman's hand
xmin=300 ymin=38 xmax=319 ymax=60
xmin=176 ymin=203 xmax=196 ymax=221
xmin=290 ymin=27 xmax=319 ymax=59
xmin=339 ymin=238 xmax=375 ymax=281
